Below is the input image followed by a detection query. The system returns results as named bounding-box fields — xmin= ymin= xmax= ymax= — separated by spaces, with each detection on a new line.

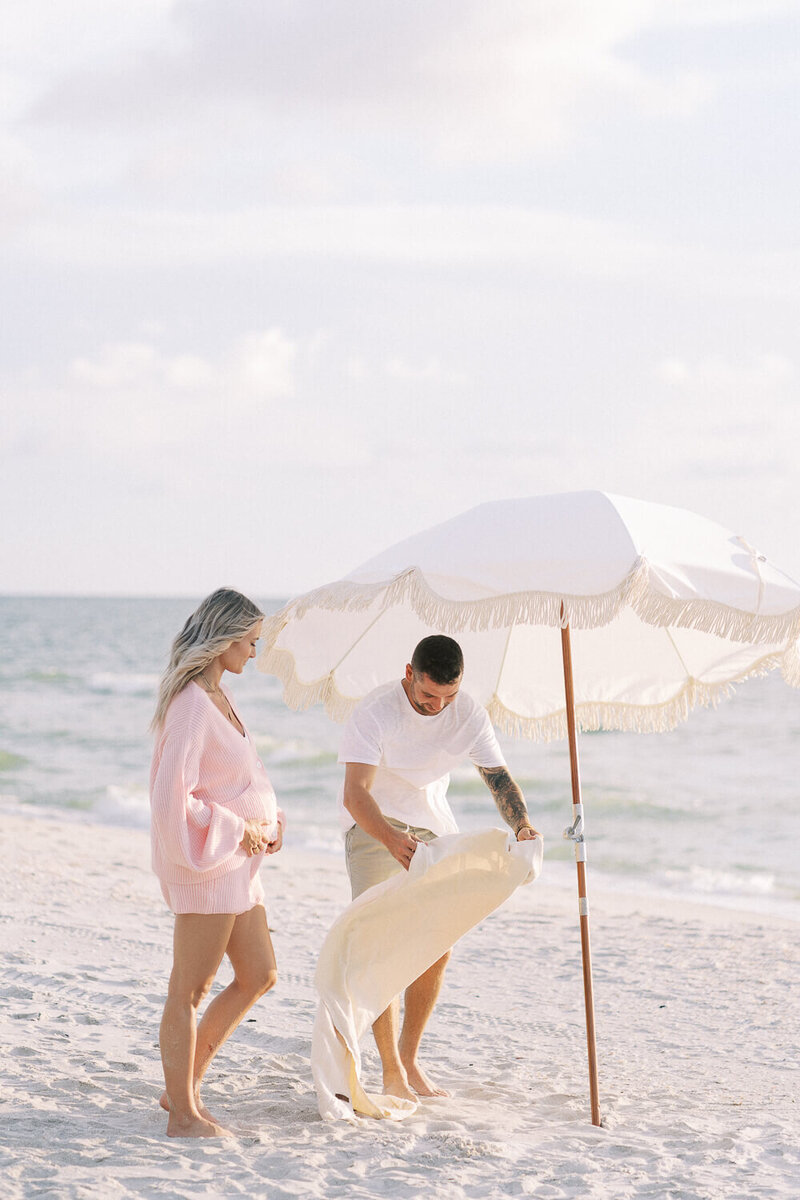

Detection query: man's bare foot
xmin=160 ymin=1090 xmax=219 ymax=1124
xmin=404 ymin=1061 xmax=449 ymax=1098
xmin=381 ymin=1068 xmax=417 ymax=1103
xmin=166 ymin=1113 xmax=233 ymax=1139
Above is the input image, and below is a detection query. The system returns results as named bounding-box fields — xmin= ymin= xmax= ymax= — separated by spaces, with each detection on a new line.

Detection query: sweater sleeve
xmin=151 ymin=722 xmax=246 ymax=875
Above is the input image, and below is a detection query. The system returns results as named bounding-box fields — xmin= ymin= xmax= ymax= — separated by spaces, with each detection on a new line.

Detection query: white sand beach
xmin=1 ymin=810 xmax=798 ymax=1200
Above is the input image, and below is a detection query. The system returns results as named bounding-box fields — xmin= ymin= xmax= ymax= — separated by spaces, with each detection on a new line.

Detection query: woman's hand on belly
xmin=264 ymin=822 xmax=283 ymax=855
xmin=240 ymin=819 xmax=271 ymax=856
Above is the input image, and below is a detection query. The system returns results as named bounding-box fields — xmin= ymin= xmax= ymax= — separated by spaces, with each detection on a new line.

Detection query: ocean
xmin=2 ymin=596 xmax=798 ymax=920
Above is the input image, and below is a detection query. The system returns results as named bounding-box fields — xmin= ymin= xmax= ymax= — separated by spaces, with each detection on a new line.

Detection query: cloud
xmin=2 ymin=326 xmax=376 ymax=474
xmin=164 ymin=354 xmax=216 ymax=391
xmin=643 ymin=352 xmax=797 ymax=490
xmin=1 ymin=2 xmax=175 ymax=122
xmin=655 ymin=352 xmax=794 ymax=394
xmin=0 ymin=127 xmax=45 ymax=234
xmin=71 ymin=342 xmax=160 ymax=389
xmin=385 ymin=356 xmax=468 ymax=387
xmin=588 ymin=349 xmax=794 ymax=553
xmin=68 ymin=328 xmax=296 ymax=399
xmin=653 ymin=0 xmax=800 ymax=26
xmin=9 ymin=203 xmax=648 ymax=269
xmin=9 ymin=202 xmax=800 ymax=304
xmin=235 ymin=329 xmax=296 ymax=398
xmin=23 ymin=1 xmax=723 ymax=162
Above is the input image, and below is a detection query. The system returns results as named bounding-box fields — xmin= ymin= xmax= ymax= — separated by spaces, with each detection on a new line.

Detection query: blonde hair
xmin=151 ymin=588 xmax=264 ymax=731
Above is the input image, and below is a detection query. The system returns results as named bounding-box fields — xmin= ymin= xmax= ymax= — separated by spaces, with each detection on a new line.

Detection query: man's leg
xmin=398 ymin=950 xmax=451 ymax=1097
xmin=372 ymin=997 xmax=416 ymax=1101
xmin=347 ymin=820 xmax=449 ymax=1099
xmin=347 ymin=823 xmax=415 ymax=1098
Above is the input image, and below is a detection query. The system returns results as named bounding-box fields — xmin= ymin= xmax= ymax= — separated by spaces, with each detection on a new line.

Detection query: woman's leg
xmin=192 ymin=904 xmax=277 ymax=1094
xmin=159 ymin=912 xmax=236 ymax=1138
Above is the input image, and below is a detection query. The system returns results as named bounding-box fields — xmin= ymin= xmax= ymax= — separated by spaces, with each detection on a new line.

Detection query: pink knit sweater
xmin=150 ymin=681 xmax=284 ymax=915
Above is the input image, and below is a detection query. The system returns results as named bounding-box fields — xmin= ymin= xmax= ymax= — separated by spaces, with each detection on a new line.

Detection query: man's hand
xmin=384 ymin=824 xmax=421 ymax=870
xmin=515 ymin=823 xmax=542 ymax=842
xmin=344 ymin=761 xmax=420 ymax=870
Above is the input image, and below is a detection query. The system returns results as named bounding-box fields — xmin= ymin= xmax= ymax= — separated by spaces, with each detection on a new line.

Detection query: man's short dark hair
xmin=410 ymin=635 xmax=464 ymax=685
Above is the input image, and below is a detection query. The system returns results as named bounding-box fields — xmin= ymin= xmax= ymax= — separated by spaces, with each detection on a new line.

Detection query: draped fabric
xmin=311 ymin=828 xmax=543 ymax=1122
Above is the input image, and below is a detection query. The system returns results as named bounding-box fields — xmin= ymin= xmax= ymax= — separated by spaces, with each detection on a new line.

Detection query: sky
xmin=1 ymin=0 xmax=799 ymax=597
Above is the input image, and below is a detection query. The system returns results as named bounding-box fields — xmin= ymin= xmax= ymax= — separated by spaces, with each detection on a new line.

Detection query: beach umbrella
xmin=257 ymin=490 xmax=800 ymax=1125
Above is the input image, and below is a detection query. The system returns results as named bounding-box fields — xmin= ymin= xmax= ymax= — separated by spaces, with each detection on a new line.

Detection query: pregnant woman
xmin=150 ymin=588 xmax=285 ymax=1138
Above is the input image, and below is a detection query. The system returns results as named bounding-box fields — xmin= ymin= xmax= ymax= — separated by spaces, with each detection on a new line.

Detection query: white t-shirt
xmin=337 ymin=679 xmax=506 ymax=836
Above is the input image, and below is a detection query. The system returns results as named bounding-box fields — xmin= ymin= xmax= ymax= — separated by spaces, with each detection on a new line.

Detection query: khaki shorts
xmin=345 ymin=818 xmax=438 ymax=899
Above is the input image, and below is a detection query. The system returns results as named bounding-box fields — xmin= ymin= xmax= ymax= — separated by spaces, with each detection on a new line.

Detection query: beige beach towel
xmin=311 ymin=827 xmax=543 ymax=1122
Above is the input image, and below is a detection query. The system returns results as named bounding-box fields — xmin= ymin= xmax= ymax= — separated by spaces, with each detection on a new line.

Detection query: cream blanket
xmin=311 ymin=827 xmax=543 ymax=1121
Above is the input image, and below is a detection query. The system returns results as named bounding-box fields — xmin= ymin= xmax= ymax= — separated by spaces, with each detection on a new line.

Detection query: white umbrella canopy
xmin=259 ymin=491 xmax=800 ymax=733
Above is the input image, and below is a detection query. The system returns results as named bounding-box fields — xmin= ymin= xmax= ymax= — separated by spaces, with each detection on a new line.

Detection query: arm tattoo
xmin=477 ymin=766 xmax=530 ymax=832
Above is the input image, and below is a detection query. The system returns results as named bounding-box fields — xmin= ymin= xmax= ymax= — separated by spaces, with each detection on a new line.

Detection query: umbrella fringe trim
xmin=486 ymin=653 xmax=786 ymax=741
xmin=259 ymin=644 xmax=792 ymax=734
xmin=628 ymin=577 xmax=800 ymax=645
xmin=258 ymin=645 xmax=360 ymax=723
xmin=261 ymin=563 xmax=800 ymax=646
xmin=783 ymin=640 xmax=800 ymax=687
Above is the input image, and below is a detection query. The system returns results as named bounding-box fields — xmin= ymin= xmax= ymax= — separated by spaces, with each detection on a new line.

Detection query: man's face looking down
xmin=403 ymin=665 xmax=462 ymax=715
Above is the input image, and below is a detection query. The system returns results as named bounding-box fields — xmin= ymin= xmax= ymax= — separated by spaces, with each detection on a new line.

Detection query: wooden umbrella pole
xmin=560 ymin=616 xmax=601 ymax=1127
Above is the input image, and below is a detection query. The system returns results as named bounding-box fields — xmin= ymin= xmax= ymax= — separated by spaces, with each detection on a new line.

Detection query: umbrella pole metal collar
xmin=560 ymin=618 xmax=602 ymax=1128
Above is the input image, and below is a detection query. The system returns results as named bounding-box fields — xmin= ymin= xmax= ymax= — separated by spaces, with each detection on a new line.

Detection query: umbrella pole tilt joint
xmin=563 ymin=805 xmax=587 ymax=864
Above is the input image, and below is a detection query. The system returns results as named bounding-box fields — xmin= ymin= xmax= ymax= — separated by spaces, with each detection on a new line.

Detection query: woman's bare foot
xmin=165 ymin=1111 xmax=234 ymax=1139
xmin=160 ymin=1089 xmax=219 ymax=1124
xmin=404 ymin=1061 xmax=449 ymax=1098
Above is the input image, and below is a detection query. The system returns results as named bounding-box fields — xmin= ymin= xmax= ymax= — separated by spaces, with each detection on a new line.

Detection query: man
xmin=339 ymin=634 xmax=540 ymax=1102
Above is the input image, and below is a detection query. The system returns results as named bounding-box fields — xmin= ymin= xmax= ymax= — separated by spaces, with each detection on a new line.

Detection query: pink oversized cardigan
xmin=150 ymin=681 xmax=285 ymax=914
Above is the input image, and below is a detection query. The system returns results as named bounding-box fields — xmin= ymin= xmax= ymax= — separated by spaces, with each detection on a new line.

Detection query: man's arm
xmin=476 ymin=765 xmax=541 ymax=841
xmin=343 ymin=762 xmax=421 ymax=870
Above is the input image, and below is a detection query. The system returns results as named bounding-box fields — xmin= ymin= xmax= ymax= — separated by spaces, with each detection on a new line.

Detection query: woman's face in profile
xmin=219 ymin=621 xmax=262 ymax=675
